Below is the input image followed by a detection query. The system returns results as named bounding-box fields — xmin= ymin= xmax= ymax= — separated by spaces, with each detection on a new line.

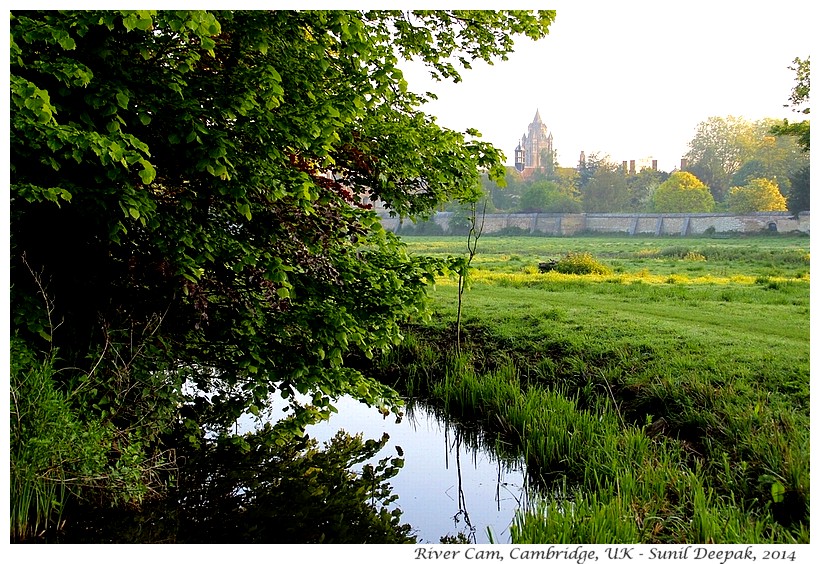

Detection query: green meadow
xmin=377 ymin=234 xmax=810 ymax=543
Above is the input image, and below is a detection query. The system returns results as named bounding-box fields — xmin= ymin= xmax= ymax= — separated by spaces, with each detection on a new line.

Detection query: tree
xmin=770 ymin=56 xmax=810 ymax=213
xmin=771 ymin=56 xmax=810 ymax=152
xmin=519 ymin=179 xmax=560 ymax=212
xmin=683 ymin=116 xmax=760 ymax=202
xmin=576 ymin=151 xmax=607 ymax=192
xmin=581 ymin=159 xmax=630 ymax=212
xmin=652 ymin=171 xmax=715 ymax=213
xmin=481 ymin=166 xmax=523 ymax=211
xmin=730 ymin=127 xmax=808 ymax=196
xmin=786 ymin=165 xmax=810 ymax=213
xmin=626 ymin=167 xmax=668 ymax=212
xmin=726 ymin=178 xmax=787 ymax=213
xmin=10 ymin=9 xmax=556 ymax=534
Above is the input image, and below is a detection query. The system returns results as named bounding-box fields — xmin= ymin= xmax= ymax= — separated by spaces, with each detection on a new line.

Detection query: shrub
xmin=554 ymin=252 xmax=612 ymax=275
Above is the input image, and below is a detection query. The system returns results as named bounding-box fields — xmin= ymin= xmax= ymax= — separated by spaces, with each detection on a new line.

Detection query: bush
xmin=554 ymin=252 xmax=612 ymax=275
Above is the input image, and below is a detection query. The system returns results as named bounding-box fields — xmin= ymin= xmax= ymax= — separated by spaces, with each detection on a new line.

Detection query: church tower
xmin=516 ymin=109 xmax=554 ymax=174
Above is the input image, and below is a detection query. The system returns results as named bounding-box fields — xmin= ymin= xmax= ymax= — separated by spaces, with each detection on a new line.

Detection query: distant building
xmin=514 ymin=109 xmax=554 ymax=176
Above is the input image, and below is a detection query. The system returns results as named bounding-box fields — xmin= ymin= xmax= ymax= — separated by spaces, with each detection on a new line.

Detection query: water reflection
xmin=253 ymin=396 xmax=533 ymax=543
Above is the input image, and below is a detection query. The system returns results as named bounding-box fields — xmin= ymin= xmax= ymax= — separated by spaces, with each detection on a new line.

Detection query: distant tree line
xmin=438 ymin=57 xmax=810 ymax=218
xmin=451 ymin=111 xmax=808 ymax=218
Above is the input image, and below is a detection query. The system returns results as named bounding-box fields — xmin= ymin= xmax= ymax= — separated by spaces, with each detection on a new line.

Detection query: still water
xmin=244 ymin=395 xmax=532 ymax=543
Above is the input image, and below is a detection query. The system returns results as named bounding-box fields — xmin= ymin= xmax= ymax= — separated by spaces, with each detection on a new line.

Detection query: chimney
xmin=629 ymin=160 xmax=636 ymax=174
xmin=681 ymin=158 xmax=688 ymax=170
xmin=622 ymin=160 xmax=628 ymax=172
xmin=652 ymin=159 xmax=658 ymax=171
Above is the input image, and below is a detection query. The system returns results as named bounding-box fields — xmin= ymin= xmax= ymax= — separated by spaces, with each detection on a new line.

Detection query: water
xmin=246 ymin=395 xmax=532 ymax=543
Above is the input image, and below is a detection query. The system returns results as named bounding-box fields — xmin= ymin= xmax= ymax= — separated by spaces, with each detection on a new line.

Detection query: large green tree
xmin=581 ymin=158 xmax=631 ymax=212
xmin=626 ymin=167 xmax=668 ymax=212
xmin=652 ymin=171 xmax=715 ymax=213
xmin=10 ymin=9 xmax=555 ymax=533
xmin=730 ymin=126 xmax=809 ymax=196
xmin=770 ymin=56 xmax=810 ymax=212
xmin=726 ymin=178 xmax=788 ymax=213
xmin=519 ymin=179 xmax=560 ymax=212
xmin=771 ymin=56 xmax=810 ymax=152
xmin=683 ymin=116 xmax=760 ymax=202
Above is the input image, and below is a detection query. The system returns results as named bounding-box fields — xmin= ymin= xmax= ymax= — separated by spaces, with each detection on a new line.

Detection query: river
xmin=243 ymin=394 xmax=533 ymax=543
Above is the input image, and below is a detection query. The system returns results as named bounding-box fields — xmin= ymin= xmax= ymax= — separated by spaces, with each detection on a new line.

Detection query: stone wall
xmin=381 ymin=211 xmax=810 ymax=236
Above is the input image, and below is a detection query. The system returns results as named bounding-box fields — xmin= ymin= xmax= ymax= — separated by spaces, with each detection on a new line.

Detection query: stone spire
xmin=516 ymin=109 xmax=554 ymax=173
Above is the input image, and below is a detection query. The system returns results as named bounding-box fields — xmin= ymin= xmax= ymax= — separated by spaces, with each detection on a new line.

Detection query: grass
xmin=377 ymin=234 xmax=810 ymax=543
xmin=402 ymin=234 xmax=811 ymax=279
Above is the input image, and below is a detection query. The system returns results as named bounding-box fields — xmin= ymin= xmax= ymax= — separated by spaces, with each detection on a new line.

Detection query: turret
xmin=514 ymin=142 xmax=526 ymax=172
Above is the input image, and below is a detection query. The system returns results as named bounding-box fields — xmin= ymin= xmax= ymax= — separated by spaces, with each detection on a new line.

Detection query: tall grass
xmin=10 ymin=338 xmax=76 ymax=539
xmin=389 ymin=349 xmax=808 ymax=543
xmin=10 ymin=337 xmax=164 ymax=541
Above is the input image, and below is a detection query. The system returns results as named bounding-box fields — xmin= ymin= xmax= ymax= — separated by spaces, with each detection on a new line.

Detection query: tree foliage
xmin=626 ymin=167 xmax=668 ymax=212
xmin=10 ymin=9 xmax=556 ymax=534
xmin=785 ymin=165 xmax=810 ymax=213
xmin=730 ymin=127 xmax=809 ymax=196
xmin=519 ymin=179 xmax=560 ymax=212
xmin=683 ymin=116 xmax=760 ymax=202
xmin=726 ymin=178 xmax=788 ymax=213
xmin=652 ymin=172 xmax=715 ymax=213
xmin=771 ymin=56 xmax=810 ymax=152
xmin=581 ymin=160 xmax=630 ymax=212
xmin=480 ymin=166 xmax=581 ymax=213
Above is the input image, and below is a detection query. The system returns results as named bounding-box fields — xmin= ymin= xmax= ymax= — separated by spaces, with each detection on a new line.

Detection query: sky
xmin=396 ymin=2 xmax=814 ymax=173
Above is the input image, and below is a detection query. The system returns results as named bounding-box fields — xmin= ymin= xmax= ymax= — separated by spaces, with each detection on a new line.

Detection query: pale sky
xmin=397 ymin=1 xmax=814 ymax=173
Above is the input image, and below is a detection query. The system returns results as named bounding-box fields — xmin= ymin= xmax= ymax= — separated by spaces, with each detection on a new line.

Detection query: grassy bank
xmin=377 ymin=234 xmax=810 ymax=543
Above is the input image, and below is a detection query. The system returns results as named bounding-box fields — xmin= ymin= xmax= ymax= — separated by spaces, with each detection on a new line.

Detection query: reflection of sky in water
xmin=239 ymin=395 xmax=530 ymax=543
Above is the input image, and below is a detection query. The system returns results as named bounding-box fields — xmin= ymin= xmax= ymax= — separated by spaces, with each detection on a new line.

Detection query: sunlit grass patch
xmin=433 ymin=269 xmax=806 ymax=288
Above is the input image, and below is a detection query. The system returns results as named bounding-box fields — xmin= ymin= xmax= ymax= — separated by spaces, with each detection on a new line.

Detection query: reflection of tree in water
xmin=55 ymin=428 xmax=415 ymax=543
xmin=449 ymin=428 xmax=476 ymax=542
xmin=404 ymin=400 xmax=535 ymax=543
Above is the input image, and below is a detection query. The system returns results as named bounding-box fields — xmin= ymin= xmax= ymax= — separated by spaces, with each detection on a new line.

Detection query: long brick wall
xmin=380 ymin=211 xmax=810 ymax=236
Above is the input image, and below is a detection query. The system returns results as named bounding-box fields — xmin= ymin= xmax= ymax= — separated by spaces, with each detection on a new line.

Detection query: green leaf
xmin=116 ymin=91 xmax=129 ymax=109
xmin=122 ymin=14 xmax=138 ymax=32
xmin=138 ymin=162 xmax=156 ymax=184
xmin=771 ymin=481 xmax=786 ymax=503
xmin=134 ymin=14 xmax=154 ymax=31
xmin=58 ymin=34 xmax=76 ymax=50
xmin=128 ymin=207 xmax=140 ymax=219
